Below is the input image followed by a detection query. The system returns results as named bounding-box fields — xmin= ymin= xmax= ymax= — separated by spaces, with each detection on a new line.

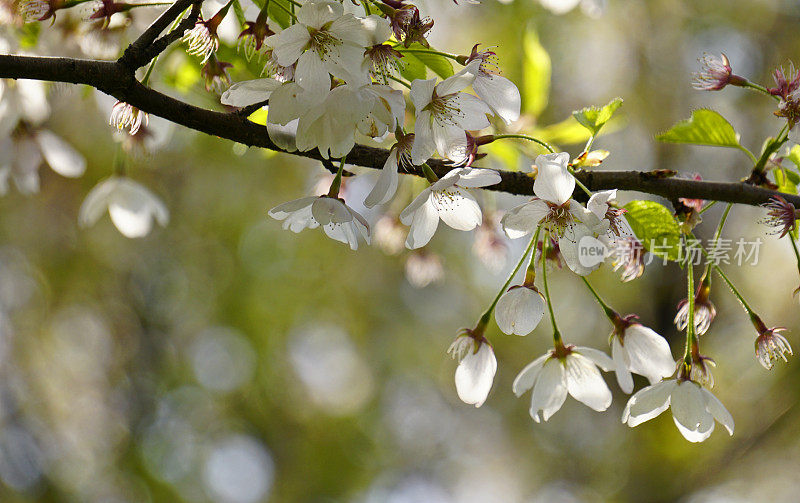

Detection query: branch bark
xmin=1 ymin=53 xmax=797 ymax=209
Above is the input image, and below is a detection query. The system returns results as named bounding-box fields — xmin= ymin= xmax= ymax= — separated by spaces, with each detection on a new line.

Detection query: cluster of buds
xmin=381 ymin=1 xmax=434 ymax=48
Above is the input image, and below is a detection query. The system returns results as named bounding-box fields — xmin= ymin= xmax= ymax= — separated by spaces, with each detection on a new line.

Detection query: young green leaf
xmin=267 ymin=0 xmax=292 ymax=29
xmin=398 ymin=52 xmax=427 ymax=82
xmin=656 ymin=109 xmax=741 ymax=148
xmin=775 ymin=168 xmax=799 ymax=195
xmin=623 ymin=200 xmax=682 ymax=261
xmin=522 ymin=28 xmax=551 ymax=118
xmin=407 ymin=43 xmax=453 ymax=79
xmin=572 ymin=97 xmax=623 ymax=136
xmin=784 ymin=144 xmax=800 ymax=172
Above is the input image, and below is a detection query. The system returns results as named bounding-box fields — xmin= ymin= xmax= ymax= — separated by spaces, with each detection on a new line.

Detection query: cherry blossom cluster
xmin=3 ymin=0 xmax=799 ymax=447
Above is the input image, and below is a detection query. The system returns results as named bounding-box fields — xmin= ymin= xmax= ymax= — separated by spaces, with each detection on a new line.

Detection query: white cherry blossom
xmin=0 ymin=130 xmax=85 ymax=195
xmin=399 ymin=167 xmax=501 ymax=249
xmin=448 ymin=333 xmax=497 ymax=408
xmin=266 ymin=0 xmax=370 ymax=97
xmin=501 ymin=152 xmax=601 ymax=275
xmin=622 ymin=379 xmax=734 ymax=442
xmin=409 ymin=62 xmax=492 ymax=165
xmin=610 ymin=319 xmax=675 ymax=394
xmin=79 ymin=176 xmax=169 ymax=238
xmin=262 ymin=82 xmax=402 ymax=159
xmin=513 ymin=344 xmax=614 ymax=422
xmin=494 ymin=285 xmax=546 ymax=336
xmin=463 ymin=45 xmax=521 ymax=125
xmin=269 ymin=195 xmax=370 ymax=250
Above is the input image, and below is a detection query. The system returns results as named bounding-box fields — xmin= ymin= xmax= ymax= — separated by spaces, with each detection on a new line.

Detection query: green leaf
xmin=398 ymin=52 xmax=427 ymax=82
xmin=775 ymin=169 xmax=799 ymax=195
xmin=572 ymin=97 xmax=623 ymax=136
xmin=623 ymin=200 xmax=682 ymax=261
xmin=267 ymin=0 xmax=292 ymax=29
xmin=407 ymin=43 xmax=453 ymax=79
xmin=785 ymin=144 xmax=800 ymax=172
xmin=656 ymin=109 xmax=741 ymax=148
xmin=522 ymin=28 xmax=551 ymax=118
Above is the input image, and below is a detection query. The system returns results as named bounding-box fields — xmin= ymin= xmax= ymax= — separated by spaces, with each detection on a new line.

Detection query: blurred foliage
xmin=2 ymin=0 xmax=800 ymax=502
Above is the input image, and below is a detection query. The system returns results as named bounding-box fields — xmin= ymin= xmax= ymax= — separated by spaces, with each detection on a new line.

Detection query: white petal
xmin=574 ymin=346 xmax=614 ymax=371
xmin=326 ymin=43 xmax=371 ymax=87
xmin=329 ymin=14 xmax=370 ymax=45
xmin=107 ymin=179 xmax=168 ymax=238
xmin=670 ymin=381 xmax=714 ymax=442
xmin=432 ymin=186 xmax=482 ymax=231
xmin=622 ymin=380 xmax=676 ymax=427
xmin=297 ymin=0 xmax=342 ymax=29
xmin=270 ymin=24 xmax=310 ymax=66
xmin=35 ymin=130 xmax=85 ymax=177
xmin=702 ymin=388 xmax=734 ymax=436
xmin=267 ymin=83 xmax=320 ymax=126
xmin=559 ymin=222 xmax=601 ymax=276
xmin=565 ymin=353 xmax=612 ymax=412
xmin=400 ymin=187 xmax=433 ymax=224
xmin=311 ymin=197 xmax=352 ymax=226
xmin=673 ymin=413 xmax=715 ymax=443
xmin=364 ymin=151 xmax=399 ymax=208
xmin=454 ymin=343 xmax=497 ymax=407
xmin=500 ymin=199 xmax=550 ymax=239
xmin=623 ymin=325 xmax=676 ymax=383
xmin=409 ymin=111 xmax=436 ymax=165
xmin=495 ymin=287 xmax=545 ymax=336
xmin=453 ymin=168 xmax=502 ymax=188
xmin=79 ymin=178 xmax=119 ymax=228
xmin=295 ymin=50 xmax=332 ymax=97
xmin=410 ymin=78 xmax=437 ymax=112
xmin=280 ymin=204 xmax=320 ymax=233
xmin=431 ymin=121 xmax=468 ymax=161
xmin=512 ymin=353 xmax=549 ymax=397
xmin=586 ymin=189 xmax=616 ymax=220
xmin=269 ymin=196 xmax=318 ymax=219
xmin=267 ymin=119 xmax=298 ymax=152
xmin=323 ymin=220 xmax=360 ymax=250
xmin=473 ymin=73 xmax=521 ymax=125
xmin=529 ymin=359 xmax=567 ymax=422
xmin=612 ymin=337 xmax=634 ymax=394
xmin=437 ymin=61 xmax=479 ymax=96
xmin=404 ymin=197 xmax=439 ymax=249
xmin=221 ymin=78 xmax=281 ymax=107
xmin=533 ymin=152 xmax=574 ymax=205
xmin=447 ymin=93 xmax=492 ymax=131
xmin=359 ymin=14 xmax=392 ymax=45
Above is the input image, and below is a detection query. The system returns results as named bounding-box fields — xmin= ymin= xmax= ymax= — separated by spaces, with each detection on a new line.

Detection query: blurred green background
xmin=2 ymin=0 xmax=800 ymax=501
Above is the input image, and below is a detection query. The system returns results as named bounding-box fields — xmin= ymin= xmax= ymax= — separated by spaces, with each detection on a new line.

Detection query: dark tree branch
xmin=0 ymin=53 xmax=797 ymax=209
xmin=118 ymin=0 xmax=202 ymax=71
